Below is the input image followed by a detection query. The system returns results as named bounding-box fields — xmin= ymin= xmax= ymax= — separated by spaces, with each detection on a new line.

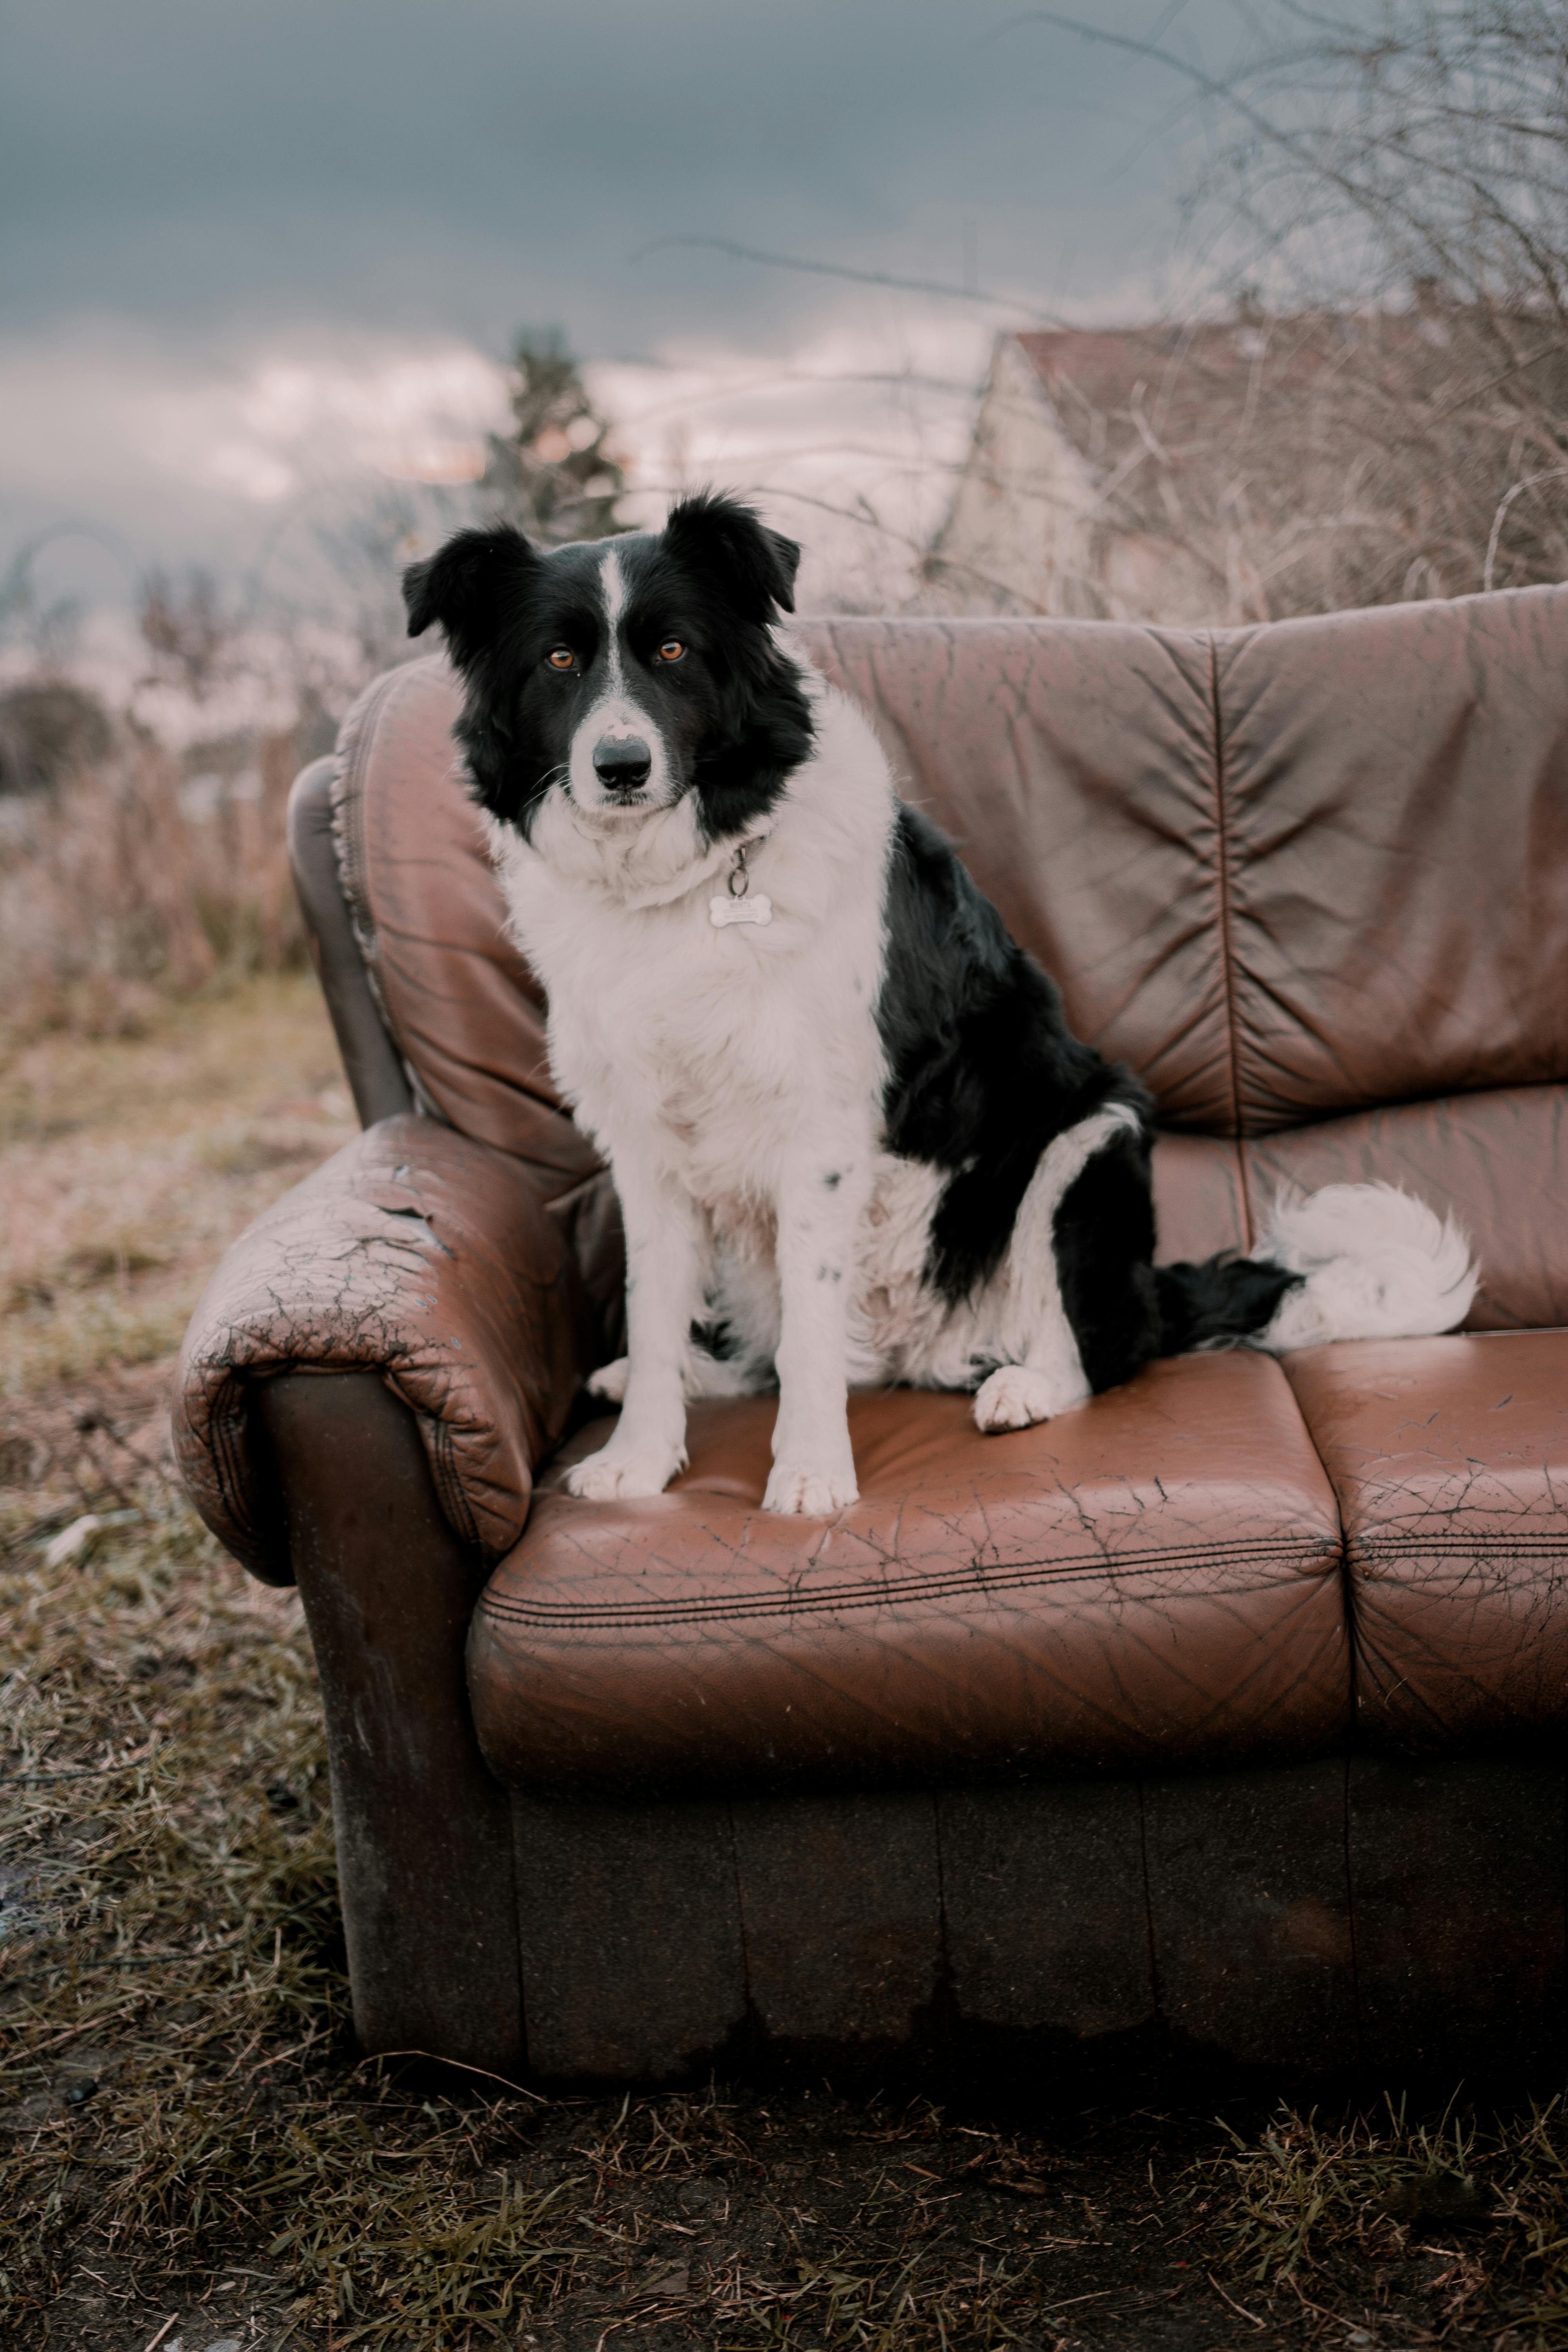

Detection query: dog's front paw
xmin=973 ymin=1364 xmax=1086 ymax=1434
xmin=584 ymin=1356 xmax=629 ymax=1403
xmin=762 ymin=1459 xmax=859 ymax=1515
xmin=565 ymin=1441 xmax=684 ymax=1501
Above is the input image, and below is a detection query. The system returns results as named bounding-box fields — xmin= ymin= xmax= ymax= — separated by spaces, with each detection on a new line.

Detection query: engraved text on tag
xmin=710 ymin=893 xmax=773 ymax=927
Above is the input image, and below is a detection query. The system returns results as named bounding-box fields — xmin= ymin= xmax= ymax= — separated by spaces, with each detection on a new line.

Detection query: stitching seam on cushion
xmin=1279 ymin=1376 xmax=1358 ymax=1739
xmin=479 ymin=1538 xmax=1338 ymax=1629
xmin=329 ymin=673 xmax=396 ymax=960
xmin=329 ymin=664 xmax=417 ymax=1040
xmin=516 ymin=1525 xmax=1323 ymax=1577
xmin=424 ymin=1411 xmax=484 ymax=1553
xmin=1207 ymin=634 xmax=1248 ymax=1195
xmin=208 ymin=1382 xmax=256 ymax=1543
xmin=1355 ymin=1533 xmax=1568 ymax=1556
xmin=505 ymin=1526 xmax=1332 ymax=1581
xmin=331 ymin=663 xmax=460 ymax=1125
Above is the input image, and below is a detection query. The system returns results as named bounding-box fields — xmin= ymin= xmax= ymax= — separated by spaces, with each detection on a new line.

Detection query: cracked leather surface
xmin=181 ymin=599 xmax=1566 ymax=1709
xmin=468 ymin=1352 xmax=1350 ymax=1797
xmin=1283 ymin=1333 xmax=1568 ymax=1749
xmin=174 ymin=1115 xmax=587 ymax=1580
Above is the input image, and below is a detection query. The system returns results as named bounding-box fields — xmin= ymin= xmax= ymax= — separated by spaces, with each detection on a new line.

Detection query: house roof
xmin=1009 ymin=314 xmax=1455 ymax=469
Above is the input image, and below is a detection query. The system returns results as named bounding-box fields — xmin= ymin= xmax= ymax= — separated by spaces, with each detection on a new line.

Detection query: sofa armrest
xmin=173 ymin=1112 xmax=590 ymax=1582
xmin=287 ymin=756 xmax=414 ymax=1128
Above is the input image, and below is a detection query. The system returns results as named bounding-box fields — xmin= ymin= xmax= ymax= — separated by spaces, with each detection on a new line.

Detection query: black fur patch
xmin=1152 ymin=1256 xmax=1303 ymax=1354
xmin=875 ymin=804 xmax=1151 ymax=1304
xmin=1052 ymin=1129 xmax=1163 ymax=1394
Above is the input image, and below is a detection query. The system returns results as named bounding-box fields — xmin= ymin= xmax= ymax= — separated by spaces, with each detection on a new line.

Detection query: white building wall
xmin=928 ymin=338 xmax=1097 ymax=615
xmin=932 ymin=334 xmax=1234 ymax=626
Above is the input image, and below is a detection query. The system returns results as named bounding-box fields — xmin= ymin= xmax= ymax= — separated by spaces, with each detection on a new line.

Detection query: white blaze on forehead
xmin=599 ymin=544 xmax=627 ymax=623
xmin=596 ymin=544 xmax=628 ymax=702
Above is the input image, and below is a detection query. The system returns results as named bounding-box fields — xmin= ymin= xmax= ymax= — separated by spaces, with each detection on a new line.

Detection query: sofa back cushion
xmin=812 ymin=586 xmax=1568 ymax=1136
xmin=328 ymin=592 xmax=1568 ymax=1330
xmin=1149 ymin=1092 xmax=1568 ymax=1333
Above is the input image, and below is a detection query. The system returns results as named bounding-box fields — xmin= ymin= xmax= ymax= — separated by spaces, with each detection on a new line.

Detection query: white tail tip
xmin=1255 ymin=1181 xmax=1478 ymax=1350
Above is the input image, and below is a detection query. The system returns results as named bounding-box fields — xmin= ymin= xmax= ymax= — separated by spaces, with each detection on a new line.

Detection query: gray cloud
xmin=1 ymin=0 xmax=1251 ymax=352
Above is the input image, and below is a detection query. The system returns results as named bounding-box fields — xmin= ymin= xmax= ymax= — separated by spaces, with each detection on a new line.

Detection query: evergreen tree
xmin=480 ymin=330 xmax=629 ymax=544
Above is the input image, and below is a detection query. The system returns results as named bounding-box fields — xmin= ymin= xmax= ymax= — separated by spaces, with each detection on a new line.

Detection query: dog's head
xmin=403 ymin=491 xmax=813 ymax=850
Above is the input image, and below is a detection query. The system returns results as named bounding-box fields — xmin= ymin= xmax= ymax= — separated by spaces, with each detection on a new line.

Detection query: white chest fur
xmin=488 ymin=682 xmax=897 ymax=1208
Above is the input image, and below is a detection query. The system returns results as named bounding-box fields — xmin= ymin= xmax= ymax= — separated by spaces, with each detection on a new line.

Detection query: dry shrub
xmin=0 ymin=725 xmax=305 ymax=1053
xmin=958 ymin=303 xmax=1568 ymax=626
xmin=932 ymin=2 xmax=1568 ymax=627
xmin=1172 ymin=0 xmax=1568 ymax=615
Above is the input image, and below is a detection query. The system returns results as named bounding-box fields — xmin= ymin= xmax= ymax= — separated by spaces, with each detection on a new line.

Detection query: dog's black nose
xmin=592 ymin=736 xmax=652 ymax=792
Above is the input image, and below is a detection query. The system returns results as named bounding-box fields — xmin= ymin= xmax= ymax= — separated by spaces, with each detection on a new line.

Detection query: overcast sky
xmin=0 ymin=0 xmax=1266 ymax=618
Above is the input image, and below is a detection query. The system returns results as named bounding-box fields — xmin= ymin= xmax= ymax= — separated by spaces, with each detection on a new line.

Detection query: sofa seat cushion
xmin=468 ymin=1351 xmax=1348 ymax=1798
xmin=1282 ymin=1332 xmax=1568 ymax=1750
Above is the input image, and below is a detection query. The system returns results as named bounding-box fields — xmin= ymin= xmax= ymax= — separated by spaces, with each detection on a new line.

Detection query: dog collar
xmin=709 ymin=835 xmax=773 ymax=928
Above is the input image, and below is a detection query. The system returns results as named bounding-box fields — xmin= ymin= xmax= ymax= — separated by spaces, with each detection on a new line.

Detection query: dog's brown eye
xmin=657 ymin=639 xmax=685 ymax=662
xmin=547 ymin=647 xmax=575 ymax=671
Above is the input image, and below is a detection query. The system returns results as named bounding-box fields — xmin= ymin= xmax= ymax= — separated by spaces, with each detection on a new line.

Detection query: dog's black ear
xmin=663 ymin=492 xmax=800 ymax=620
xmin=402 ymin=526 xmax=538 ymax=667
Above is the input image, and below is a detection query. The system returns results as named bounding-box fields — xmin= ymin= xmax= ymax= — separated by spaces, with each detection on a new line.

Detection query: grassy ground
xmin=1 ymin=972 xmax=355 ymax=1403
xmin=4 ymin=980 xmax=1568 ymax=2350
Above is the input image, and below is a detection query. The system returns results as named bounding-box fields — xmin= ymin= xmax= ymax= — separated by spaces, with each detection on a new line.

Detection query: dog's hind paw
xmin=973 ymin=1363 xmax=1087 ymax=1433
xmin=762 ymin=1460 xmax=858 ymax=1516
xmin=565 ymin=1442 xmax=684 ymax=1501
xmin=584 ymin=1356 xmax=629 ymax=1403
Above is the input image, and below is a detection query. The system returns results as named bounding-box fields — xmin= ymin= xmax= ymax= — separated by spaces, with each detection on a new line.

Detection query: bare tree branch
xmin=632 ymin=235 xmax=1062 ymax=323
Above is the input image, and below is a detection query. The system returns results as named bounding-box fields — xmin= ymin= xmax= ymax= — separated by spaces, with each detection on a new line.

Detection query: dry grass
xmin=0 ymin=1477 xmax=340 ymax=2330
xmin=1194 ymin=2098 xmax=1568 ymax=2335
xmin=0 ymin=722 xmax=305 ymax=1056
xmin=1 ymin=973 xmax=356 ymax=1399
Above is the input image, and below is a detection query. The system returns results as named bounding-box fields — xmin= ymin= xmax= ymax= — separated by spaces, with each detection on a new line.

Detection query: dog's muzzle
xmin=592 ymin=735 xmax=653 ymax=795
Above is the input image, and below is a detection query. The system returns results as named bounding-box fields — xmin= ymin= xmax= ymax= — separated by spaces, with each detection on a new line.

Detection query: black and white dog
xmin=404 ymin=492 xmax=1477 ymax=1515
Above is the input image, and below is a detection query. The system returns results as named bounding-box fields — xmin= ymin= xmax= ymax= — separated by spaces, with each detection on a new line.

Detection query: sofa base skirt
xmin=511 ymin=1755 xmax=1566 ymax=2092
xmin=251 ymin=1373 xmax=1563 ymax=2096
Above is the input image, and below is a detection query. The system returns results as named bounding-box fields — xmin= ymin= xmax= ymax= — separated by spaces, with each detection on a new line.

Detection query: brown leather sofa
xmin=175 ymin=587 xmax=1568 ymax=2092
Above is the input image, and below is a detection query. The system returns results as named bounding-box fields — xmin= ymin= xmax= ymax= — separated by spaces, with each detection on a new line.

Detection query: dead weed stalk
xmin=0 ymin=724 xmax=304 ymax=1054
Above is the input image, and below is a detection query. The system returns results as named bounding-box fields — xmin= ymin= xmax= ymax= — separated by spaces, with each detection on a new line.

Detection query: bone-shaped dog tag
xmin=710 ymin=892 xmax=773 ymax=927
